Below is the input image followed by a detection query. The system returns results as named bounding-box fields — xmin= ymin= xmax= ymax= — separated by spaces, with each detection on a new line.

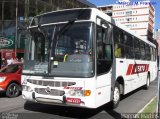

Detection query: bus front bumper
xmin=22 ymin=91 xmax=88 ymax=108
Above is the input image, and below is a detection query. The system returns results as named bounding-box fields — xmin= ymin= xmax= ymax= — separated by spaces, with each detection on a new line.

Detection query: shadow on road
xmin=0 ymin=92 xmax=6 ymax=98
xmin=24 ymin=82 xmax=156 ymax=119
xmin=24 ymin=101 xmax=126 ymax=119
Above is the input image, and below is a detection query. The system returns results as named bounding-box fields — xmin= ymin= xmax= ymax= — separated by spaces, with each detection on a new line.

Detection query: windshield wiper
xmin=51 ymin=9 xmax=88 ymax=55
xmin=56 ymin=9 xmax=88 ymax=36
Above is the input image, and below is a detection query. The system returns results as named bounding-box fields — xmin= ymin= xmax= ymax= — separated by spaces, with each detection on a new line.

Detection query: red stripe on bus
xmin=126 ymin=64 xmax=133 ymax=75
xmin=126 ymin=64 xmax=149 ymax=75
xmin=146 ymin=64 xmax=149 ymax=72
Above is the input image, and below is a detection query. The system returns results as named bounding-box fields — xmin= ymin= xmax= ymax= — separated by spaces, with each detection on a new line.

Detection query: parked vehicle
xmin=0 ymin=63 xmax=23 ymax=98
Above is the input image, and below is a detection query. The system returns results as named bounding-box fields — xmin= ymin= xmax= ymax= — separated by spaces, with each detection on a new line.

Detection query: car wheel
xmin=6 ymin=83 xmax=20 ymax=98
xmin=111 ymin=82 xmax=120 ymax=109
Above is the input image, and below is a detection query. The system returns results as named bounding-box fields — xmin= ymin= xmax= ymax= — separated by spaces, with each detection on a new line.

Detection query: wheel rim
xmin=113 ymin=87 xmax=120 ymax=104
xmin=9 ymin=84 xmax=19 ymax=97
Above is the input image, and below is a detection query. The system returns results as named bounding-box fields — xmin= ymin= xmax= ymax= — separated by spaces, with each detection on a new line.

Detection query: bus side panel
xmin=95 ymin=74 xmax=111 ymax=107
xmin=116 ymin=58 xmax=134 ymax=94
xmin=131 ymin=60 xmax=148 ymax=90
xmin=83 ymin=78 xmax=97 ymax=108
xmin=150 ymin=61 xmax=157 ymax=82
xmin=116 ymin=59 xmax=149 ymax=95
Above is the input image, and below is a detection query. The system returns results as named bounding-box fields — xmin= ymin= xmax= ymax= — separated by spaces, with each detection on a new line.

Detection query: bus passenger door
xmin=95 ymin=18 xmax=113 ymax=106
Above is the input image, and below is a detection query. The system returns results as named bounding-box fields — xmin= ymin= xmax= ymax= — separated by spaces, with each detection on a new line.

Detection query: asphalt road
xmin=0 ymin=79 xmax=157 ymax=119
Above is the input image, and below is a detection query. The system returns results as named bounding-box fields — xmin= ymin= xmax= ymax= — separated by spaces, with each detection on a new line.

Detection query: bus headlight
xmin=68 ymin=90 xmax=83 ymax=97
xmin=22 ymin=85 xmax=33 ymax=92
xmin=68 ymin=90 xmax=91 ymax=97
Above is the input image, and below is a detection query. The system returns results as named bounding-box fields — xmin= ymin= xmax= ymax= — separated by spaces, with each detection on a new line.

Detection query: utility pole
xmin=156 ymin=58 xmax=159 ymax=119
xmin=156 ymin=34 xmax=160 ymax=119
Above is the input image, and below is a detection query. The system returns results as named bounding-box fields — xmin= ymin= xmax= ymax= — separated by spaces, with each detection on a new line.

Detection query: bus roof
xmin=31 ymin=8 xmax=156 ymax=47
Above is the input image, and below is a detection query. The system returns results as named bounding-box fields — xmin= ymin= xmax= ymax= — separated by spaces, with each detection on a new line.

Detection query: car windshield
xmin=23 ymin=22 xmax=94 ymax=77
xmin=0 ymin=64 xmax=21 ymax=73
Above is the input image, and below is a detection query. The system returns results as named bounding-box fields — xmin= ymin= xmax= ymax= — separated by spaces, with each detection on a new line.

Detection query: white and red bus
xmin=21 ymin=8 xmax=157 ymax=108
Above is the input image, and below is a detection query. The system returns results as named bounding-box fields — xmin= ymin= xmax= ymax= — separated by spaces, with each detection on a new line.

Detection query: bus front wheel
xmin=111 ymin=82 xmax=120 ymax=109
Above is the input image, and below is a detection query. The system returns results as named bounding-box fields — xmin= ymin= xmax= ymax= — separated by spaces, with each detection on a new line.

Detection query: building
xmin=154 ymin=29 xmax=160 ymax=40
xmin=154 ymin=29 xmax=160 ymax=55
xmin=0 ymin=0 xmax=96 ymax=59
xmin=98 ymin=1 xmax=155 ymax=42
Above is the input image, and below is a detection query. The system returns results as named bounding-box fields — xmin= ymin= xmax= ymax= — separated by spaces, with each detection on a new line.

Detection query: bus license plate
xmin=66 ymin=97 xmax=81 ymax=104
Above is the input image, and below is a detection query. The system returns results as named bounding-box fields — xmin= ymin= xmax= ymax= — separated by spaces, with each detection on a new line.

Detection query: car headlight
xmin=0 ymin=77 xmax=6 ymax=82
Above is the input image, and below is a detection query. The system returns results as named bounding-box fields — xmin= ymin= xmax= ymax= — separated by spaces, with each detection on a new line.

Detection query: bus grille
xmin=27 ymin=79 xmax=76 ymax=87
xmin=35 ymin=88 xmax=65 ymax=96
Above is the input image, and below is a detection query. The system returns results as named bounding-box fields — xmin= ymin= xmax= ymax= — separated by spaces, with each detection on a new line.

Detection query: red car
xmin=0 ymin=63 xmax=23 ymax=98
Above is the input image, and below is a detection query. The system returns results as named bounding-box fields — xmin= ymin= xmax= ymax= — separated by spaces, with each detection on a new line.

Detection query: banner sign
xmin=0 ymin=36 xmax=15 ymax=49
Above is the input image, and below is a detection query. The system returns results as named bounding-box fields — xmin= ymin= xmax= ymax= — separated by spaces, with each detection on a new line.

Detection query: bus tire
xmin=144 ymin=75 xmax=150 ymax=90
xmin=111 ymin=82 xmax=120 ymax=109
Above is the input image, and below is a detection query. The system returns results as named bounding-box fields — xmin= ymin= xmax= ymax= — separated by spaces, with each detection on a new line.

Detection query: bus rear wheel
xmin=144 ymin=75 xmax=150 ymax=90
xmin=111 ymin=82 xmax=120 ymax=109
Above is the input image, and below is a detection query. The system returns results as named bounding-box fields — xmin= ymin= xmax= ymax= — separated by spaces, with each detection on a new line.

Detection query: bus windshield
xmin=23 ymin=22 xmax=94 ymax=77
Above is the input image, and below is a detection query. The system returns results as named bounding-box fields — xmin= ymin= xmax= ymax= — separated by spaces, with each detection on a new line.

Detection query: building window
xmin=4 ymin=21 xmax=16 ymax=36
xmin=4 ymin=2 xmax=16 ymax=20
xmin=126 ymin=24 xmax=131 ymax=28
xmin=126 ymin=18 xmax=132 ymax=22
xmin=126 ymin=11 xmax=132 ymax=15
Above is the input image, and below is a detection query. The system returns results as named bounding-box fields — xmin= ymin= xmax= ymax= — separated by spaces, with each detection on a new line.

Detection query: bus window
xmin=33 ymin=33 xmax=46 ymax=62
xmin=113 ymin=27 xmax=125 ymax=58
xmin=124 ymin=34 xmax=134 ymax=59
xmin=134 ymin=38 xmax=141 ymax=60
xmin=115 ymin=44 xmax=121 ymax=58
xmin=140 ymin=41 xmax=145 ymax=60
xmin=145 ymin=44 xmax=151 ymax=60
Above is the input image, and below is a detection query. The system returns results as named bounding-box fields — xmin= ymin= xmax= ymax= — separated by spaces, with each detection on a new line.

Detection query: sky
xmin=87 ymin=0 xmax=160 ymax=30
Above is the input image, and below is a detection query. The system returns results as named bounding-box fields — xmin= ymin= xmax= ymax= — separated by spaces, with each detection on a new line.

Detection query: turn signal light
xmin=84 ymin=90 xmax=91 ymax=96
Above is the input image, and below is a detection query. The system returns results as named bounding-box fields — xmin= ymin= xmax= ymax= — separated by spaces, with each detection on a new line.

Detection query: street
xmin=0 ymin=79 xmax=157 ymax=119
